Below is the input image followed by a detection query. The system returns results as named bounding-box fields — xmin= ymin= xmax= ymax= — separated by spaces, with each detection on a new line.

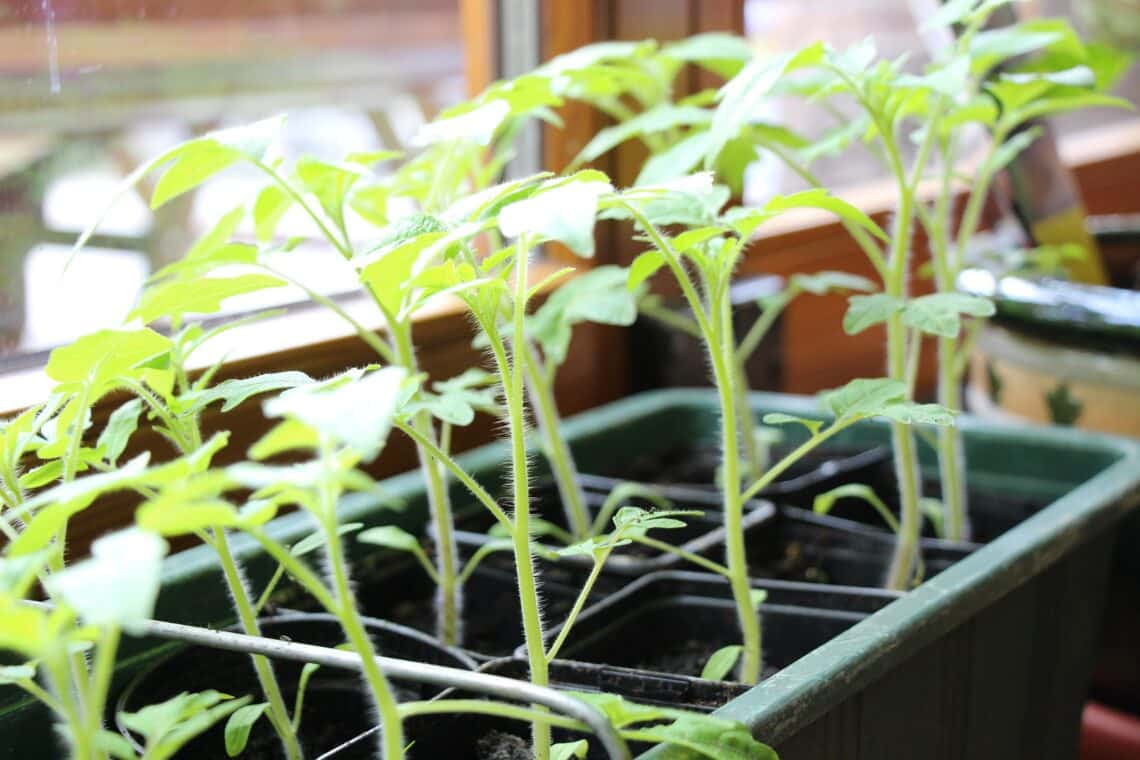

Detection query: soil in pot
xmin=544 ymin=571 xmax=896 ymax=682
xmin=810 ymin=476 xmax=1052 ymax=543
xmin=116 ymin=613 xmax=474 ymax=760
xmin=578 ymin=442 xmax=892 ymax=506
xmin=744 ymin=508 xmax=975 ymax=588
xmin=354 ymin=558 xmax=581 ymax=660
xmin=453 ymin=478 xmax=776 ymax=579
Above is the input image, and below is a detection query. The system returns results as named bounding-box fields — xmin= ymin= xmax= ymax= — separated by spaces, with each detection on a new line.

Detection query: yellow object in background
xmin=1032 ymin=206 xmax=1111 ymax=285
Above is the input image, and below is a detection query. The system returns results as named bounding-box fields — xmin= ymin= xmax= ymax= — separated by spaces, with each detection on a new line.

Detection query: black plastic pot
xmin=539 ymin=571 xmax=899 ymax=681
xmin=115 ymin=613 xmax=475 ymax=760
xmin=578 ymin=443 xmax=893 ymax=509
xmin=745 ymin=507 xmax=977 ymax=588
xmin=453 ymin=478 xmax=776 ymax=578
xmin=354 ymin=558 xmax=582 ymax=661
xmin=329 ymin=656 xmax=749 ymax=759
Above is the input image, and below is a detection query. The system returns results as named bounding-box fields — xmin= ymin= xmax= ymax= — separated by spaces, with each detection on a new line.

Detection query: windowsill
xmin=0 ymin=258 xmax=562 ymax=417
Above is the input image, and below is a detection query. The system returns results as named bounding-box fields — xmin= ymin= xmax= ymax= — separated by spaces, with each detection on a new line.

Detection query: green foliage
xmin=700 ymin=645 xmax=743 ymax=681
xmin=262 ymin=367 xmax=407 ymax=463
xmin=224 ymin=702 xmax=269 ymax=757
xmin=529 ymin=266 xmax=642 ymax=366
xmin=44 ymin=528 xmax=168 ymax=634
xmin=120 ymin=691 xmax=250 ymax=760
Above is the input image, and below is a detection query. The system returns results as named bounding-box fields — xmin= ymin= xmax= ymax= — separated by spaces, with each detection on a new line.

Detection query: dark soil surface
xmin=474 ymin=730 xmax=532 ymax=760
xmin=633 ymin=638 xmax=778 ymax=682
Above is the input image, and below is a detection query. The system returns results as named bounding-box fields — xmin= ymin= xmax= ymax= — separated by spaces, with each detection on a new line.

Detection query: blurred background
xmin=0 ymin=0 xmax=1136 ymax=367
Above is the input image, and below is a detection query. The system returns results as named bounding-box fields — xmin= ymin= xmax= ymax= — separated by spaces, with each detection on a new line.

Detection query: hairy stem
xmin=709 ymin=294 xmax=762 ymax=684
xmin=213 ymin=527 xmax=304 ymax=760
xmin=524 ymin=343 xmax=590 ymax=540
xmin=320 ymin=447 xmax=404 ymax=760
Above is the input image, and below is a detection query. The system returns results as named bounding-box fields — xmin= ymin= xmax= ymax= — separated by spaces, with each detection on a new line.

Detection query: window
xmin=0 ymin=0 xmax=470 ymax=365
xmin=741 ymin=0 xmax=1140 ymax=202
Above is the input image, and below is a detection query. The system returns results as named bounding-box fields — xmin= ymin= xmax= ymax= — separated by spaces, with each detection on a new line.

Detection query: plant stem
xmin=319 ymin=446 xmax=404 ymax=760
xmin=392 ymin=326 xmax=462 ymax=648
xmin=877 ymin=114 xmax=925 ymax=592
xmin=732 ymin=358 xmax=765 ymax=482
xmin=213 ymin=527 xmax=304 ymax=760
xmin=709 ymin=294 xmax=762 ymax=684
xmin=84 ymin=627 xmax=119 ymax=750
xmin=45 ymin=652 xmax=92 ymax=760
xmin=885 ymin=313 xmax=922 ymax=591
xmin=936 ymin=340 xmax=969 ymax=541
xmin=545 ymin=556 xmax=606 ymax=663
xmin=524 ymin=343 xmax=590 ymax=540
xmin=487 ymin=236 xmax=551 ymax=760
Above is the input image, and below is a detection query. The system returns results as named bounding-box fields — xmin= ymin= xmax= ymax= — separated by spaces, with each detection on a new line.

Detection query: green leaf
xmin=413 ymin=100 xmax=510 ymax=147
xmin=902 ymin=294 xmax=995 ymax=338
xmin=249 ymin=419 xmax=321 ymax=460
xmin=131 ymin=274 xmax=287 ymax=324
xmin=575 ymin=105 xmax=712 ymax=166
xmin=121 ymin=691 xmax=249 ymax=760
xmin=628 ymin=251 xmax=666 ymax=291
xmin=700 ymin=645 xmax=742 ymax=681
xmin=551 ymin=739 xmax=590 ymax=760
xmin=878 ymin=401 xmax=957 ymax=426
xmin=749 ymin=589 xmax=768 ymax=611
xmin=814 ymin=483 xmax=899 ymax=534
xmin=151 ymin=117 xmax=282 ymax=208
xmin=253 ymin=184 xmax=294 ymax=242
xmin=136 ymin=498 xmax=240 ymax=537
xmin=612 ymin=506 xmax=696 ymax=537
xmin=986 ymin=130 xmax=1039 ymax=175
xmin=185 ymin=206 xmax=245 ymax=262
xmin=291 ymin=523 xmax=364 ymax=557
xmin=94 ymin=730 xmax=138 ymax=760
xmin=843 ymin=294 xmax=904 ymax=335
xmin=263 ymin=367 xmax=407 ymax=462
xmin=359 ymin=229 xmax=447 ymax=317
xmin=761 ymin=412 xmax=823 ymax=436
xmin=46 ymin=328 xmax=172 ymax=394
xmin=498 ymin=174 xmax=613 ymax=256
xmin=296 ymin=157 xmax=367 ymax=225
xmin=224 ymin=702 xmax=268 ymax=757
xmin=789 ymin=271 xmax=876 ymax=296
xmin=764 ymin=190 xmax=887 ymax=241
xmin=610 ymin=172 xmax=730 ymax=227
xmin=0 ymin=597 xmax=49 ymax=658
xmin=184 ymin=371 xmax=313 ymax=414
xmin=663 ymin=32 xmax=754 ymax=77
xmin=635 ymin=131 xmax=713 ymax=187
xmin=44 ymin=528 xmax=167 ymax=633
xmin=650 ymin=714 xmax=778 ymax=760
xmin=97 ymin=398 xmax=143 ymax=465
xmin=356 ymin=525 xmax=422 ymax=554
xmin=528 ymin=266 xmax=639 ymax=366
xmin=706 ymin=44 xmax=825 ymax=170
xmin=820 ymin=377 xmax=908 ymax=422
xmin=350 ymin=185 xmax=391 ymax=227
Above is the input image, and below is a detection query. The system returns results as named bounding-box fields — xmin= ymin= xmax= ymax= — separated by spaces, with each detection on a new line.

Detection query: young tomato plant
xmin=705 ymin=2 xmax=1130 ymax=559
xmin=611 ymin=172 xmax=955 ymax=680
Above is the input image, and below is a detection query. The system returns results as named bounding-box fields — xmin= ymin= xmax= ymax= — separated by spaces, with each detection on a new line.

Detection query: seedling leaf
xmin=700 ymin=645 xmax=743 ymax=681
xmin=224 ymin=702 xmax=269 ymax=757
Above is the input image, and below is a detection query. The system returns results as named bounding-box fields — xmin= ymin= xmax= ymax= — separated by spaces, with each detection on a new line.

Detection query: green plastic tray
xmin=2 ymin=389 xmax=1137 ymax=760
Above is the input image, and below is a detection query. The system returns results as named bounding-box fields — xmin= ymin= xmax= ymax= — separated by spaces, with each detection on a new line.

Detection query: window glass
xmin=742 ymin=0 xmax=1140 ymax=202
xmin=0 ymin=1 xmax=466 ymax=364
